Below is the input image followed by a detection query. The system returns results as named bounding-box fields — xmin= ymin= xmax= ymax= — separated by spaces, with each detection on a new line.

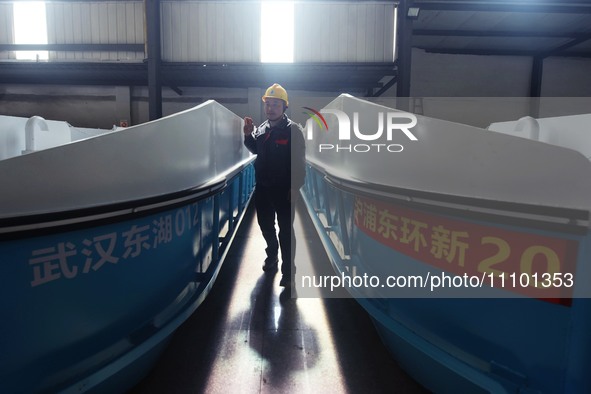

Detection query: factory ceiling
xmin=0 ymin=0 xmax=589 ymax=95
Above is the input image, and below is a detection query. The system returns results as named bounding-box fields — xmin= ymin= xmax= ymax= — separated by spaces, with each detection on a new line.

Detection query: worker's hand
xmin=243 ymin=117 xmax=255 ymax=136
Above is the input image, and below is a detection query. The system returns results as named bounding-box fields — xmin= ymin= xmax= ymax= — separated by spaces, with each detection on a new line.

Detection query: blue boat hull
xmin=302 ymin=163 xmax=591 ymax=394
xmin=0 ymin=163 xmax=255 ymax=393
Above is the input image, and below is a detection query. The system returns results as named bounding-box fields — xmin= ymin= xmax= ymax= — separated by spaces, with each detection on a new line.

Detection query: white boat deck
xmin=305 ymin=95 xmax=591 ymax=215
xmin=0 ymin=101 xmax=250 ymax=219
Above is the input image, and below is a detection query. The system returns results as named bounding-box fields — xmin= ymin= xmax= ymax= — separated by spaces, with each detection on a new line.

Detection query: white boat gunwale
xmin=308 ymin=161 xmax=590 ymax=236
xmin=0 ymin=157 xmax=255 ymax=239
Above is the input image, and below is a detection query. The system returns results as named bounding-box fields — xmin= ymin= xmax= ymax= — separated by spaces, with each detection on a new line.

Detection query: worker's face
xmin=264 ymin=98 xmax=285 ymax=122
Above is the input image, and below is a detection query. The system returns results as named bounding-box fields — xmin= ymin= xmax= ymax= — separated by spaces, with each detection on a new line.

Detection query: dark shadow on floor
xmin=129 ymin=201 xmax=429 ymax=393
xmin=293 ymin=199 xmax=430 ymax=393
xmin=127 ymin=205 xmax=259 ymax=394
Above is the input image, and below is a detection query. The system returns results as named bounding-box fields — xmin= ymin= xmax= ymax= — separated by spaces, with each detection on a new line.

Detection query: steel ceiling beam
xmin=0 ymin=62 xmax=393 ymax=91
xmin=419 ymin=47 xmax=591 ymax=58
xmin=0 ymin=0 xmax=143 ymax=2
xmin=0 ymin=44 xmax=145 ymax=52
xmin=415 ymin=30 xmax=591 ymax=58
xmin=541 ymin=33 xmax=591 ymax=57
xmin=413 ymin=29 xmax=591 ymax=39
xmin=415 ymin=1 xmax=591 ymax=14
xmin=371 ymin=75 xmax=399 ymax=97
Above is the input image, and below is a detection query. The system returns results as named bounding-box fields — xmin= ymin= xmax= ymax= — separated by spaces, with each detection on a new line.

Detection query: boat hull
xmin=300 ymin=94 xmax=591 ymax=393
xmin=302 ymin=160 xmax=591 ymax=394
xmin=0 ymin=161 xmax=255 ymax=393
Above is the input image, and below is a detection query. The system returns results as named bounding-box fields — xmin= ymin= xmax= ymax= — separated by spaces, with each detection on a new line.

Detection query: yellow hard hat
xmin=262 ymin=83 xmax=288 ymax=106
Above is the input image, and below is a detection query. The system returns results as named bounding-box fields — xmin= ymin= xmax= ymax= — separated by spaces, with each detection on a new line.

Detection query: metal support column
xmin=145 ymin=0 xmax=162 ymax=120
xmin=529 ymin=56 xmax=544 ymax=118
xmin=396 ymin=0 xmax=414 ymax=112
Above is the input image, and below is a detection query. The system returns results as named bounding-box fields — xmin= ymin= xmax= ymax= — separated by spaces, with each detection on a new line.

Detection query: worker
xmin=243 ymin=83 xmax=306 ymax=289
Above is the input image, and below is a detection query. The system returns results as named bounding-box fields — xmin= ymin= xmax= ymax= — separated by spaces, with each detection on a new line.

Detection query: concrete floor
xmin=129 ymin=200 xmax=428 ymax=394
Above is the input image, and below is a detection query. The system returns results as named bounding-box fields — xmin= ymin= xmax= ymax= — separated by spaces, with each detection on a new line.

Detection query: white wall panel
xmin=295 ymin=2 xmax=395 ymax=63
xmin=0 ymin=3 xmax=15 ymax=60
xmin=46 ymin=1 xmax=144 ymax=61
xmin=5 ymin=1 xmax=393 ymax=64
xmin=162 ymin=1 xmax=260 ymax=62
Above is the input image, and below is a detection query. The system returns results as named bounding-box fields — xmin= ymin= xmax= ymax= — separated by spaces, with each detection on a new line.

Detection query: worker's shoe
xmin=279 ymin=275 xmax=294 ymax=288
xmin=279 ymin=286 xmax=297 ymax=303
xmin=262 ymin=256 xmax=278 ymax=272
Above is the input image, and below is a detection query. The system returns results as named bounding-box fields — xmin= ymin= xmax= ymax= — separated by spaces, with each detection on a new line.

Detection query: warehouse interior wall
xmin=0 ymin=49 xmax=589 ymax=130
xmin=409 ymin=48 xmax=533 ymax=97
xmin=377 ymin=48 xmax=591 ymax=127
xmin=0 ymin=1 xmax=396 ymax=63
xmin=0 ymin=85 xmax=365 ymax=130
xmin=2 ymin=0 xmax=589 ymax=130
xmin=542 ymin=57 xmax=591 ymax=97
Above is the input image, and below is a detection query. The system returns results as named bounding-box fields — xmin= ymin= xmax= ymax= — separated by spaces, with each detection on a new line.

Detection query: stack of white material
xmin=0 ymin=115 xmax=114 ymax=161
xmin=0 ymin=100 xmax=250 ymax=218
xmin=488 ymin=114 xmax=591 ymax=160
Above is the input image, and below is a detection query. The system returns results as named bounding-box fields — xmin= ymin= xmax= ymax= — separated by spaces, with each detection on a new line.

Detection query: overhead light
xmin=407 ymin=6 xmax=420 ymax=20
